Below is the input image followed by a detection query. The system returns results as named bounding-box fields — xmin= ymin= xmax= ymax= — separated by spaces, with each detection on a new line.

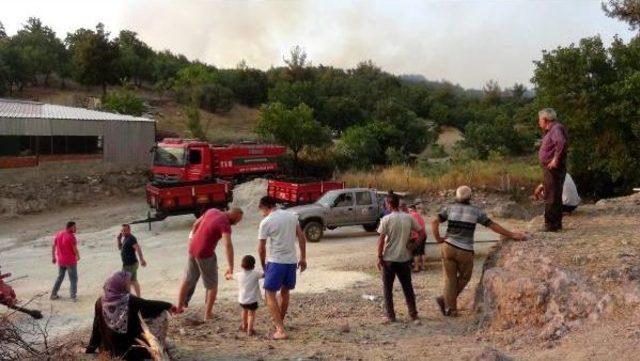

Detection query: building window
xmin=0 ymin=135 xmax=102 ymax=156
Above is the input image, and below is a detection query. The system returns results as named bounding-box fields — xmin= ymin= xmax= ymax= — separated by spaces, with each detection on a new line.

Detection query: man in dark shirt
xmin=117 ymin=224 xmax=147 ymax=297
xmin=538 ymin=108 xmax=568 ymax=231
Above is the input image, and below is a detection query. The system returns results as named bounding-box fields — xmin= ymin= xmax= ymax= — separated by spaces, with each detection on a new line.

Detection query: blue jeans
xmin=51 ymin=265 xmax=78 ymax=298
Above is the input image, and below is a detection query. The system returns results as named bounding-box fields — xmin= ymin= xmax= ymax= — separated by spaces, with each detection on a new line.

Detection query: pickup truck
xmin=288 ymin=188 xmax=383 ymax=242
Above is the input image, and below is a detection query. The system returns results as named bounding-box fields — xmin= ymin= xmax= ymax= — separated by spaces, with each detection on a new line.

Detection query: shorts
xmin=123 ymin=262 xmax=139 ymax=282
xmin=263 ymin=262 xmax=297 ymax=292
xmin=240 ymin=302 xmax=259 ymax=311
xmin=184 ymin=254 xmax=218 ymax=290
xmin=412 ymin=241 xmax=426 ymax=256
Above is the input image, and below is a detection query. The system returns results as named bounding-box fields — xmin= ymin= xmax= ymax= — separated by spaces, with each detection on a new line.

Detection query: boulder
xmin=490 ymin=201 xmax=529 ymax=220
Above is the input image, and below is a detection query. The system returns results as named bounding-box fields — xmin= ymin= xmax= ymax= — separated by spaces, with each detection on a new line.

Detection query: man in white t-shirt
xmin=534 ymin=173 xmax=581 ymax=213
xmin=257 ymin=196 xmax=307 ymax=340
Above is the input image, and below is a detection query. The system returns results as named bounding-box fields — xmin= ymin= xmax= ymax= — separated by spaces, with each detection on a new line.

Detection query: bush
xmin=200 ymin=83 xmax=233 ymax=114
xmin=103 ymin=88 xmax=145 ymax=116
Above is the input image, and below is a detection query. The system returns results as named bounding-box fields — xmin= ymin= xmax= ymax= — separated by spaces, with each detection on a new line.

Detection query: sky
xmin=2 ymin=0 xmax=636 ymax=89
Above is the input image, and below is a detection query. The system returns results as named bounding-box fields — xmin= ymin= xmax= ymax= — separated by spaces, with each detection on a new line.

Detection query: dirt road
xmin=0 ymin=196 xmax=502 ymax=340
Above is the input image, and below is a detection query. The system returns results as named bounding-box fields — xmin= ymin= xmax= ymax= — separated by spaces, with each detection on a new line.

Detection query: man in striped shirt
xmin=431 ymin=186 xmax=526 ymax=316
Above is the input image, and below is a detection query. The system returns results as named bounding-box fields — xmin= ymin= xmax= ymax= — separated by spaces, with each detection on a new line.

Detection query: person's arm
xmin=257 ymin=219 xmax=268 ymax=270
xmin=73 ymin=238 xmax=80 ymax=261
xmin=116 ymin=232 xmax=123 ymax=250
xmin=133 ymin=244 xmax=147 ymax=267
xmin=258 ymin=239 xmax=267 ymax=270
xmin=221 ymin=232 xmax=234 ymax=280
xmin=431 ymin=218 xmax=445 ymax=243
xmin=295 ymin=224 xmax=307 ymax=272
xmin=488 ymin=222 xmax=525 ymax=241
xmin=134 ymin=296 xmax=174 ymax=319
xmin=51 ymin=239 xmax=56 ymax=264
xmin=376 ymin=233 xmax=385 ymax=271
xmin=86 ymin=301 xmax=102 ymax=353
xmin=548 ymin=126 xmax=566 ymax=169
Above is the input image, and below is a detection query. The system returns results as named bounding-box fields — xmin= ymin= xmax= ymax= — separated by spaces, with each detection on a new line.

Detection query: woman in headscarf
xmin=86 ymin=270 xmax=178 ymax=360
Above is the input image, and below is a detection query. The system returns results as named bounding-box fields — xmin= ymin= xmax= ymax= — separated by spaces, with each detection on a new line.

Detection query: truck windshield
xmin=153 ymin=146 xmax=185 ymax=167
xmin=316 ymin=191 xmax=337 ymax=207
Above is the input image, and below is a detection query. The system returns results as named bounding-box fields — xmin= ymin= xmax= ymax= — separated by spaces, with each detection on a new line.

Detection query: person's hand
xmin=52 ymin=257 xmax=56 ymax=264
xmin=533 ymin=184 xmax=544 ymax=200
xmin=298 ymin=259 xmax=307 ymax=272
xmin=435 ymin=235 xmax=446 ymax=244
xmin=511 ymin=232 xmax=527 ymax=241
xmin=170 ymin=305 xmax=184 ymax=315
xmin=547 ymin=158 xmax=558 ymax=169
xmin=224 ymin=269 xmax=233 ymax=280
xmin=141 ymin=260 xmax=147 ymax=267
xmin=376 ymin=258 xmax=384 ymax=271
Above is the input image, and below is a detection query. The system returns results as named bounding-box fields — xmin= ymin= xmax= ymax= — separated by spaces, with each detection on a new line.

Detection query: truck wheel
xmin=303 ymin=221 xmax=324 ymax=242
xmin=362 ymin=222 xmax=379 ymax=233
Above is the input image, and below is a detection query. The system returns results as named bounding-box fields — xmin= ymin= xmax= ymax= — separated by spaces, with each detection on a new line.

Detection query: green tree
xmin=533 ymin=35 xmax=640 ymax=196
xmin=172 ymin=63 xmax=216 ymax=103
xmin=256 ymin=102 xmax=331 ymax=164
xmin=602 ymin=0 xmax=640 ymax=30
xmin=66 ymin=23 xmax=119 ymax=96
xmin=115 ymin=30 xmax=154 ymax=86
xmin=336 ymin=123 xmax=386 ymax=168
xmin=200 ymin=83 xmax=233 ymax=113
xmin=151 ymin=50 xmax=190 ymax=88
xmin=185 ymin=104 xmax=207 ymax=140
xmin=337 ymin=99 xmax=434 ymax=167
xmin=268 ymin=80 xmax=318 ymax=109
xmin=10 ymin=18 xmax=67 ymax=86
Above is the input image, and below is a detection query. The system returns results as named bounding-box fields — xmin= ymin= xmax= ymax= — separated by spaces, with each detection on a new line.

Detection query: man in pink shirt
xmin=51 ymin=221 xmax=80 ymax=301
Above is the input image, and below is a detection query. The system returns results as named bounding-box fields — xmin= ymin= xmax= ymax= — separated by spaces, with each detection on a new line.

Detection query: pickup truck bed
xmin=267 ymin=179 xmax=345 ymax=206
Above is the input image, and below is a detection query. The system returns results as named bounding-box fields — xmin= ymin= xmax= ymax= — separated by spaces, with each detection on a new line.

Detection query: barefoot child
xmin=236 ymin=255 xmax=262 ymax=336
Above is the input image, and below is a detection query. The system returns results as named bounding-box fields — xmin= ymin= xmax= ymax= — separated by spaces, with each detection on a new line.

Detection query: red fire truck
xmin=151 ymin=138 xmax=286 ymax=184
xmin=140 ymin=139 xmax=286 ymax=221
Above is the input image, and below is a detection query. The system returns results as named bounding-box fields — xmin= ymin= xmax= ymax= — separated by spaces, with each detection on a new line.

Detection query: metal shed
xmin=0 ymin=98 xmax=155 ymax=166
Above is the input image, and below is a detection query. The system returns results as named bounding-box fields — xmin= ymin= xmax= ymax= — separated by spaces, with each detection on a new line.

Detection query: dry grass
xmin=337 ymin=160 xmax=540 ymax=195
xmin=436 ymin=125 xmax=465 ymax=153
xmin=155 ymin=102 xmax=259 ymax=142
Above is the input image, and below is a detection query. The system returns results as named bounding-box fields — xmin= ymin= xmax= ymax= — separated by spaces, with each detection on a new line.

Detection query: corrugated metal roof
xmin=0 ymin=98 xmax=154 ymax=122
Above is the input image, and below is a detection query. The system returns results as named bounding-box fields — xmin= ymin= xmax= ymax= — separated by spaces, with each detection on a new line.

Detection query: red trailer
xmin=145 ymin=180 xmax=233 ymax=219
xmin=267 ymin=179 xmax=345 ymax=206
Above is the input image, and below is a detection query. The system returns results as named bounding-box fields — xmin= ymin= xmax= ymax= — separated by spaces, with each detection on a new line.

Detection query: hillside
xmin=10 ymin=86 xmax=260 ymax=143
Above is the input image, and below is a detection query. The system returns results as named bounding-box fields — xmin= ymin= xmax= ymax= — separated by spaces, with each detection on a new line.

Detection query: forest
xmin=1 ymin=0 xmax=639 ymax=197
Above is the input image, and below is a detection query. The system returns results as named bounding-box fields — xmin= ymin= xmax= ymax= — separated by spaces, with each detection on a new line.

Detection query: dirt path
xmin=0 ymin=197 xmax=503 ymax=340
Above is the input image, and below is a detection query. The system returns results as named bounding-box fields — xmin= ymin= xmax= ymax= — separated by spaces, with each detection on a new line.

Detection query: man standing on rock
xmin=431 ymin=186 xmax=526 ymax=317
xmin=177 ymin=208 xmax=243 ymax=321
xmin=257 ymin=196 xmax=307 ymax=340
xmin=538 ymin=108 xmax=568 ymax=231
xmin=377 ymin=194 xmax=423 ymax=323
xmin=51 ymin=221 xmax=80 ymax=301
